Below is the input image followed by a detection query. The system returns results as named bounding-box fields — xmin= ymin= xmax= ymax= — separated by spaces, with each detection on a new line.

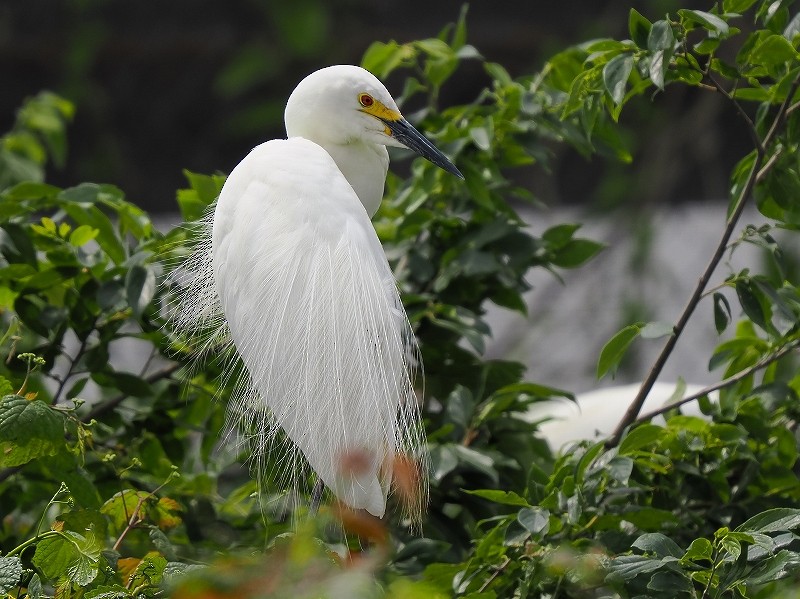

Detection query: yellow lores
xmin=358 ymin=92 xmax=403 ymax=135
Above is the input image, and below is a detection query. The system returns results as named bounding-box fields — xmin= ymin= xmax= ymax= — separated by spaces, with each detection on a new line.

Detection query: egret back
xmin=211 ymin=138 xmax=424 ymax=517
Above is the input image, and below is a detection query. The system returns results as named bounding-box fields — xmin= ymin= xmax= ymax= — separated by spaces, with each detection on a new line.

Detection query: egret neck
xmin=319 ymin=140 xmax=389 ymax=217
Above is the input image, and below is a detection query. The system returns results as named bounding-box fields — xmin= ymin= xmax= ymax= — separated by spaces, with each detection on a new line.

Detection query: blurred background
xmin=0 ymin=0 xmax=741 ymax=211
xmin=0 ymin=0 xmax=769 ymax=391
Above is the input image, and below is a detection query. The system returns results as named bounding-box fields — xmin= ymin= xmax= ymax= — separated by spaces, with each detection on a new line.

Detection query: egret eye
xmin=359 ymin=93 xmax=374 ymax=108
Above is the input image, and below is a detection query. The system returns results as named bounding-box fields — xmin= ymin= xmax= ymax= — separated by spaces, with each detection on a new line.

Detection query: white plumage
xmin=170 ymin=65 xmax=462 ymax=518
xmin=528 ymin=382 xmax=716 ymax=451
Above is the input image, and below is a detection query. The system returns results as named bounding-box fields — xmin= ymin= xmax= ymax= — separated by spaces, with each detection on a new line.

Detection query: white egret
xmin=528 ymin=382 xmax=716 ymax=450
xmin=171 ymin=65 xmax=462 ymax=519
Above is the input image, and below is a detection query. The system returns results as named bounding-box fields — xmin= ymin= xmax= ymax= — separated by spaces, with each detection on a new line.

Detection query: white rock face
xmin=485 ymin=202 xmax=767 ymax=391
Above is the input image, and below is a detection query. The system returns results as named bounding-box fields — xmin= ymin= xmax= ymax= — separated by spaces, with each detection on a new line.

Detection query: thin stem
xmin=85 ymin=362 xmax=181 ymax=421
xmin=6 ymin=530 xmax=61 ymax=558
xmin=52 ymin=327 xmax=93 ymax=405
xmin=633 ymin=339 xmax=800 ymax=424
xmin=113 ymin=493 xmax=147 ymax=554
xmin=705 ymin=73 xmax=763 ymax=154
xmin=477 ymin=556 xmax=512 ymax=593
xmin=607 ymin=72 xmax=800 ymax=446
xmin=113 ymin=472 xmax=177 ymax=554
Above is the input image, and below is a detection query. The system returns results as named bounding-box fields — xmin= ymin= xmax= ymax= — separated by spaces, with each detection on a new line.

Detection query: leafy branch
xmin=608 ymin=45 xmax=800 ymax=445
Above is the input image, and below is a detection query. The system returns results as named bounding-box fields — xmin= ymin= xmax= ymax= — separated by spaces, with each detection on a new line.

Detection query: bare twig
xmin=633 ymin=339 xmax=800 ymax=425
xmin=705 ymin=74 xmax=764 ymax=154
xmin=113 ymin=492 xmax=147 ymax=553
xmin=477 ymin=556 xmax=512 ymax=593
xmin=85 ymin=362 xmax=182 ymax=421
xmin=52 ymin=320 xmax=95 ymax=405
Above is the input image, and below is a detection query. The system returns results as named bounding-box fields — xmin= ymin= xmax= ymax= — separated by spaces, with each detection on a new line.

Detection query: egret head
xmin=285 ymin=65 xmax=463 ymax=179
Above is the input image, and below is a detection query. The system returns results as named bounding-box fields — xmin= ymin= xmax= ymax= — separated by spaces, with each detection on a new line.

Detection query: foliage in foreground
xmin=2 ymin=2 xmax=800 ymax=597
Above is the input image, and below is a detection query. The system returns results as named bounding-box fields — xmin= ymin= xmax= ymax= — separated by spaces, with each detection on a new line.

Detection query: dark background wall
xmin=1 ymin=0 xmax=743 ymax=213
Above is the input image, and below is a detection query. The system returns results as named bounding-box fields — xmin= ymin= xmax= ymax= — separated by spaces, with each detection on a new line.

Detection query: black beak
xmin=382 ymin=118 xmax=464 ymax=179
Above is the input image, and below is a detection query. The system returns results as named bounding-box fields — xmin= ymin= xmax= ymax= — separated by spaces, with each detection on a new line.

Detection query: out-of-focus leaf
xmin=713 ymin=292 xmax=732 ymax=333
xmin=517 ymin=506 xmax=550 ymax=536
xmin=603 ymin=53 xmax=634 ymax=105
xmin=463 ymin=489 xmax=529 ymax=507
xmin=597 ymin=323 xmax=642 ymax=379
xmin=633 ymin=533 xmax=684 ymax=559
xmin=125 ymin=264 xmax=156 ymax=318
xmin=629 ymin=9 xmax=652 ymax=48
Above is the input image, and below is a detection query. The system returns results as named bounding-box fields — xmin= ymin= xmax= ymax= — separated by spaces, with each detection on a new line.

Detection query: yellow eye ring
xmin=359 ymin=93 xmax=375 ymax=108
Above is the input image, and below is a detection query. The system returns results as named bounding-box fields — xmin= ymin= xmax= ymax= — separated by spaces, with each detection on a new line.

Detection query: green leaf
xmin=603 ymin=53 xmax=634 ymax=105
xmin=785 ymin=13 xmax=800 ymax=42
xmin=735 ymin=279 xmax=771 ymax=333
xmin=682 ymin=537 xmax=713 ymax=563
xmin=619 ymin=424 xmax=664 ymax=454
xmin=125 ymin=264 xmax=156 ymax=318
xmin=750 ymin=33 xmax=799 ymax=67
xmin=0 ymin=223 xmax=37 ymax=266
xmin=550 ymin=239 xmax=604 ymax=268
xmin=632 ymin=533 xmax=685 ymax=559
xmin=649 ymin=50 xmax=669 ymax=90
xmin=648 ymin=20 xmax=675 ymax=52
xmin=84 ymin=586 xmax=131 ymax=599
xmin=4 ymin=181 xmax=60 ymax=201
xmin=57 ymin=182 xmax=123 ymax=205
xmin=713 ymin=292 xmax=732 ymax=333
xmin=640 ymin=321 xmax=674 ymax=339
xmin=451 ymin=445 xmax=500 ymax=485
xmin=463 ymin=489 xmax=529 ymax=507
xmin=26 ymin=574 xmax=43 ymax=599
xmin=180 ymin=170 xmax=226 ymax=215
xmin=723 ymin=0 xmax=759 ymax=12
xmin=607 ymin=455 xmax=634 ymax=483
xmin=129 ymin=553 xmax=167 ymax=588
xmin=606 ymin=555 xmax=669 ymax=582
xmin=0 ymin=395 xmax=65 ymax=467
xmin=629 ymin=9 xmax=652 ymax=48
xmin=60 ymin=203 xmax=125 ymax=265
xmin=542 ymin=223 xmax=580 ymax=245
xmin=92 ymin=370 xmax=153 ymax=398
xmin=596 ymin=323 xmax=642 ymax=379
xmin=695 ymin=37 xmax=721 ymax=55
xmin=737 ymin=508 xmax=800 ymax=533
xmin=68 ymin=224 xmax=99 ymax=247
xmin=679 ymin=9 xmax=730 ymax=37
xmin=469 ymin=126 xmax=491 ymax=151
xmin=747 ymin=549 xmax=800 ymax=584
xmin=517 ymin=506 xmax=550 ymax=536
xmin=32 ymin=531 xmax=100 ymax=586
xmin=0 ymin=556 xmax=22 ymax=593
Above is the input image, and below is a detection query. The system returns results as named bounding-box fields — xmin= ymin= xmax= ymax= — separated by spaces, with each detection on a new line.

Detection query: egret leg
xmin=309 ymin=478 xmax=325 ymax=515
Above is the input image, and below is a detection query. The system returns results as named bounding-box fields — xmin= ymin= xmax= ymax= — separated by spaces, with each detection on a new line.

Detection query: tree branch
xmin=633 ymin=339 xmax=800 ymax=424
xmin=85 ymin=362 xmax=182 ymax=421
xmin=607 ymin=72 xmax=800 ymax=447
